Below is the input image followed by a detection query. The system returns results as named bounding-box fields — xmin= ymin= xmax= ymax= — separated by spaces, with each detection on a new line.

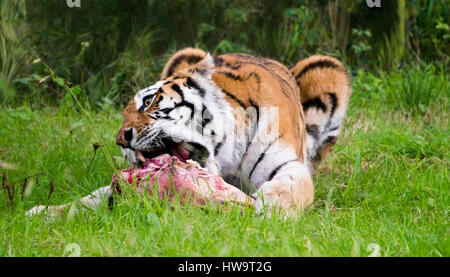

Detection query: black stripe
xmin=324 ymin=136 xmax=337 ymax=145
xmin=240 ymin=100 xmax=260 ymax=167
xmin=166 ymin=55 xmax=187 ymax=77
xmin=223 ymin=59 xmax=293 ymax=104
xmin=328 ymin=126 xmax=339 ymax=132
xmin=186 ymin=77 xmax=206 ymax=97
xmin=187 ymin=55 xmax=203 ymax=64
xmin=160 ymin=115 xmax=174 ymax=121
xmin=170 ymin=84 xmax=194 ymax=119
xmin=306 ymin=124 xmax=320 ymax=140
xmin=218 ymin=71 xmax=261 ymax=86
xmin=327 ymin=93 xmax=337 ymax=117
xmin=174 ymin=101 xmax=195 ymax=119
xmin=311 ymin=152 xmax=321 ymax=163
xmin=154 ymin=95 xmax=164 ymax=107
xmin=302 ymin=97 xmax=327 ymax=113
xmin=159 ymin=107 xmax=173 ymax=114
xmin=201 ymin=105 xmax=213 ymax=129
xmin=229 ymin=64 xmax=242 ymax=70
xmin=171 ymin=84 xmax=184 ymax=100
xmin=248 ymin=72 xmax=261 ymax=86
xmin=214 ymin=135 xmax=226 ymax=156
xmin=222 ymin=72 xmax=242 ymax=81
xmin=214 ymin=57 xmax=224 ymax=67
xmin=248 ymin=98 xmax=259 ymax=135
xmin=295 ymin=59 xmax=339 ymax=79
xmin=170 ymin=84 xmax=194 ymax=118
xmin=229 ymin=53 xmax=253 ymax=60
xmin=167 ymin=54 xmax=204 ymax=77
xmin=268 ymin=159 xmax=298 ymax=181
xmin=248 ymin=137 xmax=279 ymax=180
xmin=323 ymin=92 xmax=338 ymax=130
xmin=222 ymin=89 xmax=247 ymax=109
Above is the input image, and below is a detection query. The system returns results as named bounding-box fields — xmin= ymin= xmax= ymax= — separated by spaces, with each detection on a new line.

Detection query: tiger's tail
xmin=289 ymin=55 xmax=351 ymax=171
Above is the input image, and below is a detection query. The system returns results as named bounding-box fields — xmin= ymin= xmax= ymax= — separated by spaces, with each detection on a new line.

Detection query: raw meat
xmin=110 ymin=154 xmax=254 ymax=208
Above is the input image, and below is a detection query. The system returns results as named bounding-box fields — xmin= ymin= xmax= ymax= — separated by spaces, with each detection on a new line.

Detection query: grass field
xmin=0 ymin=67 xmax=448 ymax=257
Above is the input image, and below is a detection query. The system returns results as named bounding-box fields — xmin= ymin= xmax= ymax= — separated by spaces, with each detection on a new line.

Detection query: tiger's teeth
xmin=181 ymin=142 xmax=196 ymax=152
xmin=173 ymin=138 xmax=182 ymax=143
xmin=136 ymin=151 xmax=146 ymax=163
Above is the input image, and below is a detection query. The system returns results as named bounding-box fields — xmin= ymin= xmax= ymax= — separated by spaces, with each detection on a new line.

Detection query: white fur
xmin=26 ymin=186 xmax=112 ymax=217
xmin=134 ymin=81 xmax=163 ymax=110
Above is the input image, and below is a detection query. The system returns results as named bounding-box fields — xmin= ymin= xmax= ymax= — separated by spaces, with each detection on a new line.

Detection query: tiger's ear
xmin=160 ymin=48 xmax=208 ymax=79
xmin=197 ymin=52 xmax=215 ymax=79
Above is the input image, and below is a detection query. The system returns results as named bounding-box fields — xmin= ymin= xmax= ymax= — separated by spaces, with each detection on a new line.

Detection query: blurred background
xmin=0 ymin=0 xmax=448 ymax=108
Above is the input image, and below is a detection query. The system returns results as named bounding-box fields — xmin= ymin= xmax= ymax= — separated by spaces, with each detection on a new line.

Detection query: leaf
xmin=54 ymin=77 xmax=65 ymax=87
xmin=39 ymin=76 xmax=50 ymax=84
xmin=343 ymin=152 xmax=361 ymax=202
xmin=69 ymin=120 xmax=85 ymax=132
xmin=13 ymin=77 xmax=31 ymax=85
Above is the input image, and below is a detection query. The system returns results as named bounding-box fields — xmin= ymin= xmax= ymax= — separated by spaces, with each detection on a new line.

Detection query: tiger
xmin=26 ymin=48 xmax=351 ymax=218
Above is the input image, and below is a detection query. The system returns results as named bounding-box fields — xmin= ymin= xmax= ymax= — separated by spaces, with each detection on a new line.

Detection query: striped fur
xmin=27 ymin=49 xmax=352 ymax=219
xmin=289 ymin=55 xmax=351 ymax=171
xmin=114 ymin=49 xmax=351 ymax=217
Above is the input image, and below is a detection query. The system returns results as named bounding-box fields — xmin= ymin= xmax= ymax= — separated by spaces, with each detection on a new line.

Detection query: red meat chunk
xmin=110 ymin=154 xmax=254 ymax=208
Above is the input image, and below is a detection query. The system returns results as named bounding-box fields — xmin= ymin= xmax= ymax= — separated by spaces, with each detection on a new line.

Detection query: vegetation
xmin=1 ymin=69 xmax=448 ymax=256
xmin=0 ymin=0 xmax=448 ymax=256
xmin=0 ymin=0 xmax=448 ymax=106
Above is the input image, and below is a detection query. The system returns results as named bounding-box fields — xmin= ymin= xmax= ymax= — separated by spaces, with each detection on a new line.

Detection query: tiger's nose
xmin=116 ymin=127 xmax=134 ymax=148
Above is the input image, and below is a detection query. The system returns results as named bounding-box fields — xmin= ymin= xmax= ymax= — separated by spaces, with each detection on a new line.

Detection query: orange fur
xmin=118 ymin=48 xmax=351 ymax=215
xmin=163 ymin=50 xmax=307 ymax=161
xmin=289 ymin=55 xmax=351 ymax=168
xmin=161 ymin=48 xmax=208 ymax=79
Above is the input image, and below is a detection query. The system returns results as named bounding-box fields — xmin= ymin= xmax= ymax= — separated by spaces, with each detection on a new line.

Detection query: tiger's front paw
xmin=25 ymin=204 xmax=65 ymax=218
xmin=252 ymin=180 xmax=313 ymax=219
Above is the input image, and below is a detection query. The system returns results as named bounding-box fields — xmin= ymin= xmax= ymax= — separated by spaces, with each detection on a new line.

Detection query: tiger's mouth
xmin=135 ymin=138 xmax=209 ymax=167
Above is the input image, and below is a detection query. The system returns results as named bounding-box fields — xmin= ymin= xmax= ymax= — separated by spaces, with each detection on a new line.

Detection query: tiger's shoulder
xmin=161 ymin=48 xmax=301 ymax=109
xmin=161 ymin=48 xmax=306 ymax=159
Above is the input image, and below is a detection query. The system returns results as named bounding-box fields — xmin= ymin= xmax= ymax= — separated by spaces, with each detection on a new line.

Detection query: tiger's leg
xmin=289 ymin=55 xmax=351 ymax=171
xmin=25 ymin=186 xmax=113 ymax=218
xmin=252 ymin=160 xmax=314 ymax=218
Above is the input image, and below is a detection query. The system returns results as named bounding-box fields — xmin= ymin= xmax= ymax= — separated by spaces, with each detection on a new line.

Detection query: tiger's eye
xmin=144 ymin=98 xmax=152 ymax=107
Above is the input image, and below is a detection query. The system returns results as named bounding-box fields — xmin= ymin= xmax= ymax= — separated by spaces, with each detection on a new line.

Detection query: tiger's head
xmin=116 ymin=50 xmax=230 ymax=172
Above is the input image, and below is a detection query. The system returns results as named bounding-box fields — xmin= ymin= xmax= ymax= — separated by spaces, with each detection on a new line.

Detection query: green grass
xmin=0 ymin=69 xmax=448 ymax=257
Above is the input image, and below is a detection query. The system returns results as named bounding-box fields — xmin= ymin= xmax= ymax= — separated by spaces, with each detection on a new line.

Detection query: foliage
xmin=0 ymin=0 xmax=448 ymax=107
xmin=352 ymin=64 xmax=449 ymax=115
xmin=0 ymin=0 xmax=27 ymax=104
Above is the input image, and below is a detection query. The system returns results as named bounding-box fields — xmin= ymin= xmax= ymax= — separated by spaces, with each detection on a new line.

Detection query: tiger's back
xmin=163 ymin=50 xmax=307 ymax=161
xmin=212 ymin=53 xmax=307 ymax=162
